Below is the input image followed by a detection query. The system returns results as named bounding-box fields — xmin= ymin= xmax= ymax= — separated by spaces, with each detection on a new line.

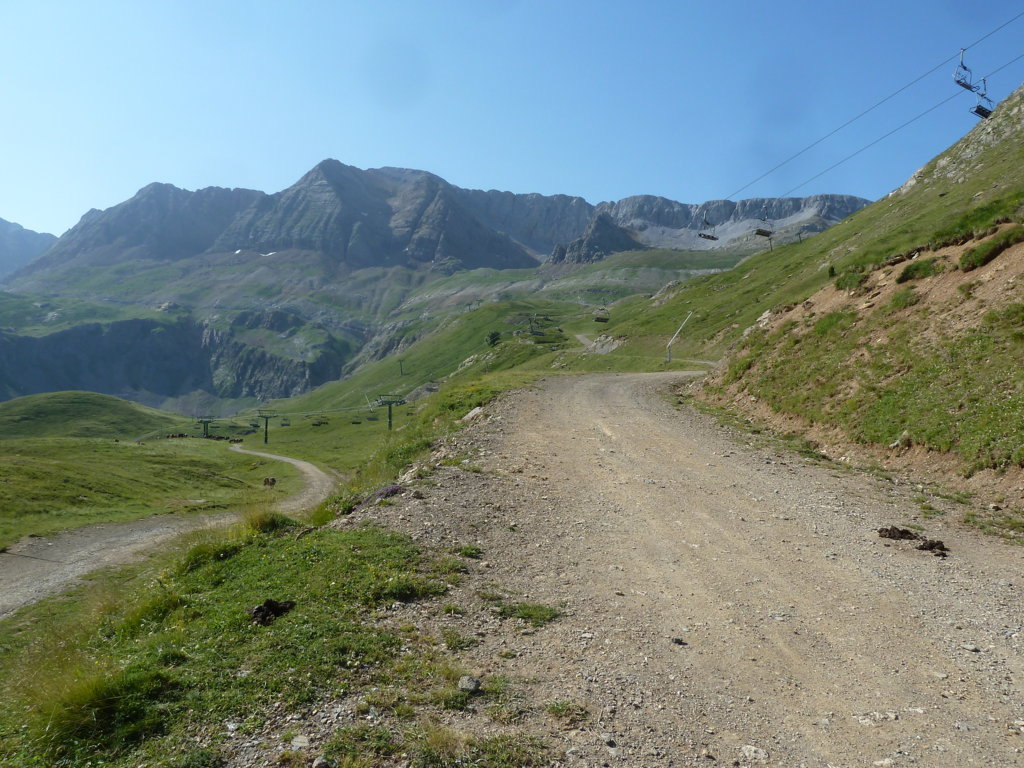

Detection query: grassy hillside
xmin=0 ymin=291 xmax=167 ymax=335
xmin=0 ymin=437 xmax=293 ymax=547
xmin=0 ymin=391 xmax=187 ymax=438
xmin=0 ymin=392 xmax=305 ymax=545
xmin=656 ymin=84 xmax=1024 ymax=530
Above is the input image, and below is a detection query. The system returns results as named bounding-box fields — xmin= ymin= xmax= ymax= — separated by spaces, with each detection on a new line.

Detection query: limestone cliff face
xmin=0 ymin=314 xmax=351 ymax=405
xmin=26 ymin=184 xmax=264 ymax=272
xmin=593 ymin=194 xmax=870 ymax=251
xmin=453 ymin=188 xmax=594 ymax=256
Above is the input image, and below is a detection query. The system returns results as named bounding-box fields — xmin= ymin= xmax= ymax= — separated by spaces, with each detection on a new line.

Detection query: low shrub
xmin=178 ymin=538 xmax=242 ymax=574
xmin=896 ymin=257 xmax=942 ymax=283
xmin=888 ymin=287 xmax=919 ymax=311
xmin=834 ymin=266 xmax=868 ymax=292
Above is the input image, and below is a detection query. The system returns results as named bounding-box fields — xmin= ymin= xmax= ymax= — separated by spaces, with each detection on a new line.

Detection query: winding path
xmin=229 ymin=444 xmax=336 ymax=514
xmin=0 ymin=446 xmax=335 ymax=620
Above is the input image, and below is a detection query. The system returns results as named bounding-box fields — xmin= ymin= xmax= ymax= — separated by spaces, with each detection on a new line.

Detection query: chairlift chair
xmin=971 ymin=78 xmax=994 ymax=119
xmin=697 ymin=212 xmax=719 ymax=241
xmin=753 ymin=205 xmax=774 ymax=238
xmin=593 ymin=307 xmax=610 ymax=323
xmin=953 ymin=49 xmax=976 ymax=92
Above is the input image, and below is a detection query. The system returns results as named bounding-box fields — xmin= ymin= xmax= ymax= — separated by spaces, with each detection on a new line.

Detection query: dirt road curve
xmin=229 ymin=445 xmax=336 ymax=515
xmin=0 ymin=447 xmax=334 ymax=620
xmin=377 ymin=373 xmax=1024 ymax=766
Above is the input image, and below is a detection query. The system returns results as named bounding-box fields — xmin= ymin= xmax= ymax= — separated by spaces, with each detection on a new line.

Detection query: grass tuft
xmin=32 ymin=666 xmax=175 ymax=757
xmin=498 ymin=602 xmax=560 ymax=626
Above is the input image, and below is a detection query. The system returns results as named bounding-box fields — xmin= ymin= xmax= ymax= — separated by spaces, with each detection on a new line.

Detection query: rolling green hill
xmin=0 ymin=391 xmax=186 ymax=439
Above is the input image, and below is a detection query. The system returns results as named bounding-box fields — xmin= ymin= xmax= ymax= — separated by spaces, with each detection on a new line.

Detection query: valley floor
xmin=337 ymin=373 xmax=1024 ymax=767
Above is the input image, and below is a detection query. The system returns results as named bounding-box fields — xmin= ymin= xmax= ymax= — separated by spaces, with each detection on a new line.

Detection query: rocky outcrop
xmin=0 ymin=218 xmax=56 ymax=279
xmin=549 ymin=213 xmax=645 ymax=264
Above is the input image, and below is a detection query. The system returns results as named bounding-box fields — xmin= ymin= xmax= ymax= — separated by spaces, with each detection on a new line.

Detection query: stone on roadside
xmin=740 ymin=744 xmax=768 ymax=761
xmin=457 ymin=675 xmax=481 ymax=693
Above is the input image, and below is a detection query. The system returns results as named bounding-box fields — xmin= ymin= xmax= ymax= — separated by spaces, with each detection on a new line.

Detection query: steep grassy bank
xmin=575 ymin=85 xmax=1024 ymax=369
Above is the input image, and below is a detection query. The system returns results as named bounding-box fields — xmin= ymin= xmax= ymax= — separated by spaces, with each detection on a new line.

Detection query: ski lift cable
xmin=778 ymin=50 xmax=1024 ymax=199
xmin=720 ymin=8 xmax=1024 ymax=202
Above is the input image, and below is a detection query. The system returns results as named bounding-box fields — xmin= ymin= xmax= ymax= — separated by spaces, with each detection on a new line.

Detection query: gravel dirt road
xmin=338 ymin=372 xmax=1024 ymax=767
xmin=0 ymin=446 xmax=334 ymax=620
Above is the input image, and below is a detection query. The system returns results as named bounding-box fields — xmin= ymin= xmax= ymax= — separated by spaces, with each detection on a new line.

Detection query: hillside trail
xmin=228 ymin=444 xmax=336 ymax=515
xmin=0 ymin=446 xmax=334 ymax=620
xmin=348 ymin=372 xmax=1024 ymax=767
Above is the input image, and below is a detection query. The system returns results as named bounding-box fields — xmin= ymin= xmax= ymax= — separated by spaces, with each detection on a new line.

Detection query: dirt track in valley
xmin=335 ymin=373 xmax=1024 ymax=767
xmin=0 ymin=446 xmax=334 ymax=620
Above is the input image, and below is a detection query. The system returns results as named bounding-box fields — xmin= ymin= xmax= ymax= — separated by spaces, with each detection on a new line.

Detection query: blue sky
xmin=3 ymin=1 xmax=1024 ymax=235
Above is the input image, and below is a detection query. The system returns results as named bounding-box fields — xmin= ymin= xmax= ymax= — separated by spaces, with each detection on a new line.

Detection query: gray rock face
xmin=5 ymin=160 xmax=870 ymax=290
xmin=0 ymin=314 xmax=351 ymax=405
xmin=213 ymin=158 xmax=541 ymax=272
xmin=549 ymin=213 xmax=644 ymax=264
xmin=25 ymin=184 xmax=264 ymax=272
xmin=0 ymin=218 xmax=56 ymax=279
xmin=591 ymin=193 xmax=870 ymax=252
xmin=454 ymin=188 xmax=594 ymax=256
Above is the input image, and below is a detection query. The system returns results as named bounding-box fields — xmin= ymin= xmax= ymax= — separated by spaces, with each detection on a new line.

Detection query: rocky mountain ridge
xmin=0 ymin=160 xmax=869 ymax=411
xmin=6 ymin=161 xmax=869 ymax=291
xmin=0 ymin=218 xmax=56 ymax=279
